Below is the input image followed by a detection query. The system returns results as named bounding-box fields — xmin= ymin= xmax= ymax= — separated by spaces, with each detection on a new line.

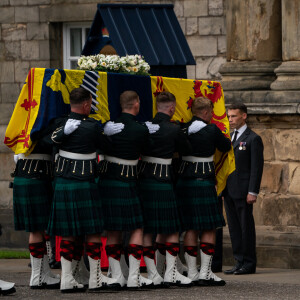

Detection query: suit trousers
xmin=224 ymin=194 xmax=256 ymax=269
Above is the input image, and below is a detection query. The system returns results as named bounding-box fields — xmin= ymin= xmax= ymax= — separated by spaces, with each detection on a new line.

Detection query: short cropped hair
xmin=228 ymin=102 xmax=247 ymax=114
xmin=156 ymin=92 xmax=176 ymax=104
xmin=120 ymin=90 xmax=139 ymax=110
xmin=70 ymin=87 xmax=91 ymax=105
xmin=191 ymin=97 xmax=213 ymax=115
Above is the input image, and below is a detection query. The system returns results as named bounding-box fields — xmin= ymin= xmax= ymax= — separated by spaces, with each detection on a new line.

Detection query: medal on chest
xmin=239 ymin=142 xmax=246 ymax=150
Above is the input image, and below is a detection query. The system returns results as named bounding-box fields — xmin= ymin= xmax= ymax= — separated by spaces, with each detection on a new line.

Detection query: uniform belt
xmin=98 ymin=154 xmax=105 ymax=161
xmin=182 ymin=155 xmax=214 ymax=163
xmin=59 ymin=150 xmax=96 ymax=160
xmin=105 ymin=155 xmax=139 ymax=166
xmin=19 ymin=153 xmax=52 ymax=161
xmin=141 ymin=156 xmax=172 ymax=165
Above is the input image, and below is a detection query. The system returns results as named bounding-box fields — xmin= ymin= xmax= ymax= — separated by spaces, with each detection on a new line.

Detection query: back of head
xmin=120 ymin=90 xmax=139 ymax=110
xmin=156 ymin=92 xmax=176 ymax=111
xmin=228 ymin=102 xmax=247 ymax=114
xmin=191 ymin=97 xmax=213 ymax=116
xmin=70 ymin=87 xmax=91 ymax=105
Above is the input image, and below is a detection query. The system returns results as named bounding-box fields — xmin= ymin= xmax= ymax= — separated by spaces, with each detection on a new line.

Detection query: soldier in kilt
xmin=48 ymin=87 xmax=120 ymax=293
xmin=98 ymin=91 xmax=154 ymax=289
xmin=12 ymin=124 xmax=61 ymax=289
xmin=138 ymin=92 xmax=193 ymax=287
xmin=176 ymin=97 xmax=231 ymax=286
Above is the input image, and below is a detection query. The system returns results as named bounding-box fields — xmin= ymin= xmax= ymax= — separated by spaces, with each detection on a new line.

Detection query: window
xmin=63 ymin=23 xmax=91 ymax=69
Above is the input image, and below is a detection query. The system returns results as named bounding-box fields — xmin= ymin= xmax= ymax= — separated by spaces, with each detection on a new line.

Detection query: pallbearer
xmin=176 ymin=97 xmax=231 ymax=286
xmin=49 ymin=87 xmax=120 ymax=293
xmin=12 ymin=122 xmax=60 ymax=289
xmin=139 ymin=92 xmax=193 ymax=287
xmin=98 ymin=91 xmax=154 ymax=289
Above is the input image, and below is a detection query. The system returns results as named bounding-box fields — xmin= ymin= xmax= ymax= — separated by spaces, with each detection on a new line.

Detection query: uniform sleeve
xmin=175 ymin=126 xmax=193 ymax=155
xmin=94 ymin=122 xmax=112 ymax=153
xmin=248 ymin=135 xmax=264 ymax=194
xmin=214 ymin=125 xmax=232 ymax=153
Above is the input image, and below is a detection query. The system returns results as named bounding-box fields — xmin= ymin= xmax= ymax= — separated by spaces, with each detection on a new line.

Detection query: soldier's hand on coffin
xmin=145 ymin=121 xmax=160 ymax=134
xmin=103 ymin=121 xmax=124 ymax=136
xmin=64 ymin=119 xmax=81 ymax=135
xmin=188 ymin=120 xmax=207 ymax=135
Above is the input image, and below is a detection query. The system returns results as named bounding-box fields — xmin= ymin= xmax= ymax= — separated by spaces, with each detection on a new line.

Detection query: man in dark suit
xmin=224 ymin=103 xmax=264 ymax=275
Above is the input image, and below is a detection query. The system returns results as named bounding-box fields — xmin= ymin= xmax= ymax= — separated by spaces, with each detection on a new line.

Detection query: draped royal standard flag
xmin=4 ymin=68 xmax=234 ymax=194
xmin=150 ymin=75 xmax=235 ymax=195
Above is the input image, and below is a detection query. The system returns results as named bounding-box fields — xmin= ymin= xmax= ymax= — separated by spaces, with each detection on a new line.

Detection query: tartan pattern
xmin=176 ymin=179 xmax=225 ymax=231
xmin=13 ymin=176 xmax=53 ymax=232
xmin=98 ymin=179 xmax=143 ymax=231
xmin=139 ymin=179 xmax=181 ymax=234
xmin=47 ymin=177 xmax=104 ymax=237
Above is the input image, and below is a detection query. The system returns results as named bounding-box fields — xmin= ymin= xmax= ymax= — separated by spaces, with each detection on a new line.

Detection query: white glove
xmin=145 ymin=121 xmax=160 ymax=134
xmin=188 ymin=120 xmax=207 ymax=135
xmin=64 ymin=119 xmax=81 ymax=135
xmin=14 ymin=154 xmax=20 ymax=164
xmin=104 ymin=121 xmax=124 ymax=136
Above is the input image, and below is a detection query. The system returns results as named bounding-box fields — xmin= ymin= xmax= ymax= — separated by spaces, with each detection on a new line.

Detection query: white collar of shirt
xmin=232 ymin=124 xmax=247 ymax=141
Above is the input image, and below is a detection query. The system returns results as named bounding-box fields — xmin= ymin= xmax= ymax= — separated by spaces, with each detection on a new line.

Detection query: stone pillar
xmin=220 ymin=0 xmax=282 ymax=102
xmin=271 ymin=0 xmax=300 ymax=94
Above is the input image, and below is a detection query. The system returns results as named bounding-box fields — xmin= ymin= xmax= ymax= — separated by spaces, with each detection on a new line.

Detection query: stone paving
xmin=0 ymin=259 xmax=299 ymax=299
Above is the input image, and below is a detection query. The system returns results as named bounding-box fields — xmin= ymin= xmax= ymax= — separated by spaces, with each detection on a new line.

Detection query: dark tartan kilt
xmin=139 ymin=179 xmax=181 ymax=234
xmin=176 ymin=178 xmax=225 ymax=231
xmin=13 ymin=176 xmax=53 ymax=232
xmin=98 ymin=179 xmax=143 ymax=231
xmin=48 ymin=177 xmax=104 ymax=237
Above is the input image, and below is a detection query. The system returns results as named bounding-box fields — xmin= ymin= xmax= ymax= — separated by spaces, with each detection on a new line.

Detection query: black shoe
xmin=50 ymin=260 xmax=61 ymax=269
xmin=224 ymin=264 xmax=242 ymax=275
xmin=211 ymin=266 xmax=222 ymax=273
xmin=234 ymin=267 xmax=255 ymax=275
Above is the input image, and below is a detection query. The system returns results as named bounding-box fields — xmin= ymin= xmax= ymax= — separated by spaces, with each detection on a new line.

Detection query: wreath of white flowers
xmin=77 ymin=54 xmax=151 ymax=76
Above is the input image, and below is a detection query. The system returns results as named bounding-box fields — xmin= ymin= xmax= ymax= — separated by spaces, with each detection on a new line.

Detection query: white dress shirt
xmin=232 ymin=124 xmax=257 ymax=197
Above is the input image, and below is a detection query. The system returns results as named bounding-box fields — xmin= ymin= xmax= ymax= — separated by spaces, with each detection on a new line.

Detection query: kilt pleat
xmin=98 ymin=179 xmax=143 ymax=231
xmin=13 ymin=176 xmax=52 ymax=232
xmin=139 ymin=179 xmax=181 ymax=234
xmin=176 ymin=178 xmax=225 ymax=231
xmin=48 ymin=177 xmax=103 ymax=237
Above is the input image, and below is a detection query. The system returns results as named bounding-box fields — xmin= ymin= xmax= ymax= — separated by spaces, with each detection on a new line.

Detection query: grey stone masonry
xmin=21 ymin=40 xmax=40 ymax=60
xmin=0 ymin=7 xmax=15 ymax=23
xmin=0 ymin=62 xmax=15 ymax=83
xmin=2 ymin=24 xmax=26 ymax=42
xmin=28 ymin=0 xmax=51 ymax=5
xmin=39 ymin=3 xmax=97 ymax=22
xmin=39 ymin=40 xmax=50 ymax=60
xmin=1 ymin=83 xmax=21 ymax=103
xmin=186 ymin=17 xmax=198 ymax=35
xmin=0 ymin=0 xmax=10 ymax=6
xmin=184 ymin=0 xmax=208 ymax=17
xmin=0 ymin=126 xmax=11 ymax=154
xmin=27 ymin=23 xmax=49 ymax=40
xmin=4 ymin=41 xmax=21 ymax=61
xmin=198 ymin=17 xmax=226 ymax=35
xmin=14 ymin=61 xmax=30 ymax=83
xmin=0 ymin=103 xmax=15 ymax=125
xmin=187 ymin=36 xmax=217 ymax=57
xmin=10 ymin=0 xmax=28 ymax=6
xmin=15 ymin=6 xmax=39 ymax=23
xmin=0 ymin=181 xmax=13 ymax=209
xmin=208 ymin=0 xmax=223 ymax=16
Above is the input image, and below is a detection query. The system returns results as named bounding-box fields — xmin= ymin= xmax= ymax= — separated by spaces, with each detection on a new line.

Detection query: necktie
xmin=232 ymin=130 xmax=238 ymax=144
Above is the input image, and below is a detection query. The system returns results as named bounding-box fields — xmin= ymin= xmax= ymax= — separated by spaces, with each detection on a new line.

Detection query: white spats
xmin=198 ymin=250 xmax=226 ymax=286
xmin=29 ymin=254 xmax=60 ymax=289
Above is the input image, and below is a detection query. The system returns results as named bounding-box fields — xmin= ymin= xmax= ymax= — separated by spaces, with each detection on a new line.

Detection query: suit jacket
xmin=226 ymin=127 xmax=264 ymax=199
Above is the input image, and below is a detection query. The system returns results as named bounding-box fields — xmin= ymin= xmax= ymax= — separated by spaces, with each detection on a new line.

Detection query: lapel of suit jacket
xmin=233 ymin=127 xmax=251 ymax=150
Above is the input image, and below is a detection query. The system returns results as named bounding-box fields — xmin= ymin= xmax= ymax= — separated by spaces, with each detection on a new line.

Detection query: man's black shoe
xmin=234 ymin=267 xmax=255 ymax=275
xmin=223 ymin=264 xmax=242 ymax=275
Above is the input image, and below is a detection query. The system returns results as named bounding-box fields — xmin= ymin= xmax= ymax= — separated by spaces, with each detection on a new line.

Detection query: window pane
xmin=70 ymin=60 xmax=78 ymax=69
xmin=70 ymin=28 xmax=82 ymax=56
